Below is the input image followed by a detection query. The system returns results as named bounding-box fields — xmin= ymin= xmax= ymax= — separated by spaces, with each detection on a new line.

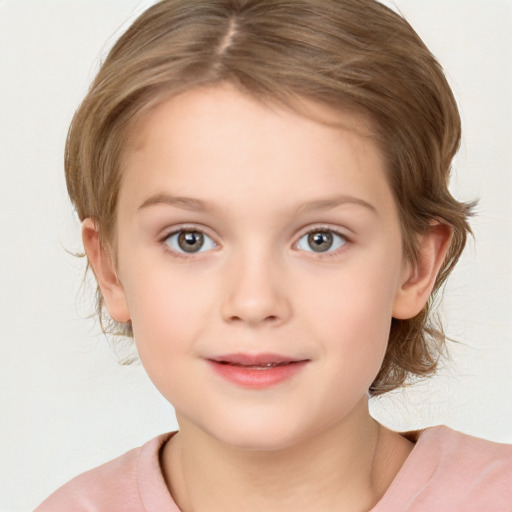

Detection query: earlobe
xmin=81 ymin=219 xmax=131 ymax=323
xmin=392 ymin=222 xmax=453 ymax=320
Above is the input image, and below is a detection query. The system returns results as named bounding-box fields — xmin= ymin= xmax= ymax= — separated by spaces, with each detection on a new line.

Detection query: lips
xmin=207 ymin=353 xmax=309 ymax=388
xmin=209 ymin=352 xmax=307 ymax=366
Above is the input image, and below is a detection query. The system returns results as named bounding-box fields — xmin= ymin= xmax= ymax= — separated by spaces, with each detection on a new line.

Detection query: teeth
xmin=216 ymin=360 xmax=297 ymax=368
xmin=232 ymin=362 xmax=290 ymax=369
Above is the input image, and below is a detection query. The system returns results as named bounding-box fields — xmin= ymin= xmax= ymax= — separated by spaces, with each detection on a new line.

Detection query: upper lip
xmin=208 ymin=353 xmax=309 ymax=365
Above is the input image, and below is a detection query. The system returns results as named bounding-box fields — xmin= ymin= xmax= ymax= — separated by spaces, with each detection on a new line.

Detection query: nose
xmin=220 ymin=249 xmax=292 ymax=328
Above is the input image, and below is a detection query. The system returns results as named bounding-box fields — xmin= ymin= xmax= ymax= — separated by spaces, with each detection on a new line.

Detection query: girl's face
xmin=112 ymin=84 xmax=410 ymax=449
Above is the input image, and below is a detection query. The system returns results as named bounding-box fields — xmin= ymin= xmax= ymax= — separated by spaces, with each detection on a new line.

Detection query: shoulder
xmin=34 ymin=433 xmax=177 ymax=512
xmin=375 ymin=426 xmax=512 ymax=511
xmin=418 ymin=425 xmax=512 ymax=478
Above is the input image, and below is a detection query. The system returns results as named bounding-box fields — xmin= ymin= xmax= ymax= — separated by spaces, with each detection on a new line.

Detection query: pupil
xmin=178 ymin=231 xmax=204 ymax=253
xmin=308 ymin=231 xmax=333 ymax=252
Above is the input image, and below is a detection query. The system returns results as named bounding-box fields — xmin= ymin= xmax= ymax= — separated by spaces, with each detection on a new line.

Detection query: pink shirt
xmin=35 ymin=426 xmax=512 ymax=511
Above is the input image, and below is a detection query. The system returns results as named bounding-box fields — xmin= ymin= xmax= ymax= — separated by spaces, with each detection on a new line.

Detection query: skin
xmin=83 ymin=83 xmax=452 ymax=511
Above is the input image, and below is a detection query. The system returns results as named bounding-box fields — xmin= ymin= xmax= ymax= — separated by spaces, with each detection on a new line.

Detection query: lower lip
xmin=207 ymin=360 xmax=308 ymax=389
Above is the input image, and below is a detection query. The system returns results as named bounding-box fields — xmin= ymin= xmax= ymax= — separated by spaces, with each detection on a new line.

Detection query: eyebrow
xmin=137 ymin=193 xmax=378 ymax=216
xmin=295 ymin=196 xmax=378 ymax=216
xmin=138 ymin=193 xmax=218 ymax=212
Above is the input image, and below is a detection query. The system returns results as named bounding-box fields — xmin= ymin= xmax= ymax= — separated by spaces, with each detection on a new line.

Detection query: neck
xmin=161 ymin=398 xmax=413 ymax=512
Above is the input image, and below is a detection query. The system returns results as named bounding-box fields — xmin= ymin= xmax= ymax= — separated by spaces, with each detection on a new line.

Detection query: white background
xmin=0 ymin=1 xmax=511 ymax=510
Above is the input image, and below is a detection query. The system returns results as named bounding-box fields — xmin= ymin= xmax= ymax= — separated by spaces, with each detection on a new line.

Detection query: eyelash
xmin=159 ymin=225 xmax=216 ymax=261
xmin=159 ymin=225 xmax=350 ymax=261
xmin=296 ymin=225 xmax=349 ymax=259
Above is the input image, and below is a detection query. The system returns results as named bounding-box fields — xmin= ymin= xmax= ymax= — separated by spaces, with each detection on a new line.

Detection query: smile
xmin=207 ymin=353 xmax=310 ymax=388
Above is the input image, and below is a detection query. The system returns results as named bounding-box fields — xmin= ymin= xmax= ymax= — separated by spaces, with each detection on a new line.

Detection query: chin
xmin=201 ymin=410 xmax=323 ymax=453
xmin=218 ymin=428 xmax=303 ymax=452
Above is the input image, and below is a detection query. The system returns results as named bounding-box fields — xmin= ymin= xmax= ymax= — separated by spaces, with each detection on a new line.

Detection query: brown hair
xmin=66 ymin=0 xmax=474 ymax=395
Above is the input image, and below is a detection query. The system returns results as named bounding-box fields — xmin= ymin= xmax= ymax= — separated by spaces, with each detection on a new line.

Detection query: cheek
xmin=124 ymin=269 xmax=213 ymax=405
xmin=321 ymin=290 xmax=391 ymax=372
xmin=123 ymin=264 xmax=213 ymax=361
xmin=303 ymin=254 xmax=400 ymax=380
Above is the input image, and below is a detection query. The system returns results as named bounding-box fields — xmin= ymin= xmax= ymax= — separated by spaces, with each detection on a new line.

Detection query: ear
xmin=392 ymin=222 xmax=453 ymax=320
xmin=81 ymin=218 xmax=131 ymax=323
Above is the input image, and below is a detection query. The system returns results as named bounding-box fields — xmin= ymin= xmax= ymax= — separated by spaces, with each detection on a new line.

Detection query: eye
xmin=296 ymin=229 xmax=348 ymax=253
xmin=164 ymin=229 xmax=217 ymax=254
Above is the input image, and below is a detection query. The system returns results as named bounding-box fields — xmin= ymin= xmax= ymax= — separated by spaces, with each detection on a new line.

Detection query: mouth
xmin=214 ymin=361 xmax=299 ymax=370
xmin=208 ymin=353 xmax=309 ymax=367
xmin=206 ymin=353 xmax=310 ymax=388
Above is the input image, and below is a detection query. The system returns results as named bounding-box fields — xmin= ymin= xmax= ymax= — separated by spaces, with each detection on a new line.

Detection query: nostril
xmin=227 ymin=314 xmax=278 ymax=324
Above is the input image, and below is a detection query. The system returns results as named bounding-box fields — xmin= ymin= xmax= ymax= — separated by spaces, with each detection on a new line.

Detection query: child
xmin=36 ymin=0 xmax=512 ymax=510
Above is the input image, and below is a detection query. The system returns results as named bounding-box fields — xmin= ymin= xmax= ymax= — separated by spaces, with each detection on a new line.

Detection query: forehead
xmin=118 ymin=84 xmax=396 ymax=221
xmin=127 ymin=84 xmax=378 ymax=155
